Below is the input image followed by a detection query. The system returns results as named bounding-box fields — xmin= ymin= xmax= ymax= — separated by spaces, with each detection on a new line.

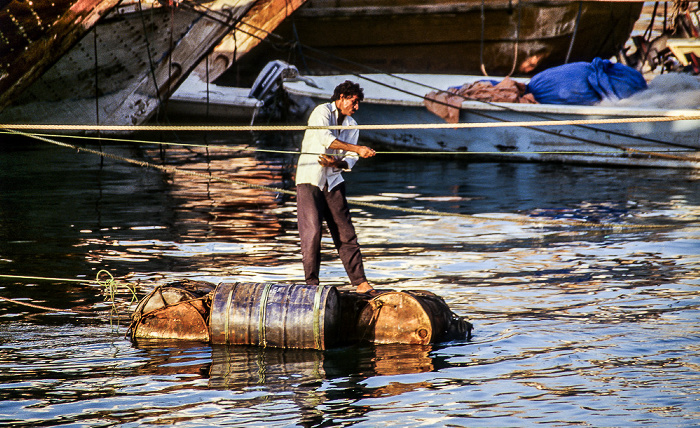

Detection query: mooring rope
xmin=8 ymin=129 xmax=681 ymax=231
xmin=0 ymin=295 xmax=78 ymax=313
xmin=10 ymin=113 xmax=697 ymax=162
xmin=4 ymin=130 xmax=695 ymax=157
xmin=3 ymin=113 xmax=700 ymax=132
xmin=0 ymin=270 xmax=130 ymax=313
xmin=6 ymin=130 xmax=695 ymax=157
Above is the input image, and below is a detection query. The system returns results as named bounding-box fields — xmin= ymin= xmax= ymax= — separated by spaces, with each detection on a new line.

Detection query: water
xmin=1 ymin=132 xmax=699 ymax=427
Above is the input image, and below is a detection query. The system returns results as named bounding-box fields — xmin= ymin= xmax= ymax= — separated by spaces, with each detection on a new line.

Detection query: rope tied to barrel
xmin=127 ymin=285 xmax=210 ymax=339
xmin=360 ymin=298 xmax=384 ymax=342
xmin=312 ymin=285 xmax=325 ymax=350
xmin=98 ymin=269 xmax=138 ymax=310
xmin=258 ymin=283 xmax=273 ymax=348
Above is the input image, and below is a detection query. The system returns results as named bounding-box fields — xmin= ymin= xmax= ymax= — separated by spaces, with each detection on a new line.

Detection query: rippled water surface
xmin=1 ymin=133 xmax=699 ymax=427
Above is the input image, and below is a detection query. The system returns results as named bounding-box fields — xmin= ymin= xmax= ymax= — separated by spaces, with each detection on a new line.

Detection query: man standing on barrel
xmin=295 ymin=80 xmax=375 ymax=294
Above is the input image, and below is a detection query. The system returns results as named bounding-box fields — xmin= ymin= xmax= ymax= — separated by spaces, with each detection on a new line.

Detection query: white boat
xmin=280 ymin=71 xmax=700 ymax=169
xmin=167 ymin=75 xmax=263 ymax=123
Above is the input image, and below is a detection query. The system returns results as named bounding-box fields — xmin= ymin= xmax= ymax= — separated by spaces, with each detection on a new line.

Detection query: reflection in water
xmin=127 ymin=340 xmax=446 ymax=427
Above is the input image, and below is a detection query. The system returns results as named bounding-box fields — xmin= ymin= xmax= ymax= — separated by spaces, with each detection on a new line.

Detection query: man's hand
xmin=329 ymin=140 xmax=376 ymax=158
xmin=355 ymin=145 xmax=376 ymax=158
xmin=318 ymin=154 xmax=348 ymax=169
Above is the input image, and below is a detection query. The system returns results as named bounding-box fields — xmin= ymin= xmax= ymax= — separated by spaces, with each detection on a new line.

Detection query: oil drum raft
xmin=129 ymin=281 xmax=472 ymax=350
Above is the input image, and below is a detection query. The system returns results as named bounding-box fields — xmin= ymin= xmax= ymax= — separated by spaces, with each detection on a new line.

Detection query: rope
xmin=138 ymin=0 xmax=164 ymax=115
xmin=0 ymin=271 xmax=134 ymax=313
xmin=360 ymin=299 xmax=384 ymax=342
xmin=312 ymin=285 xmax=324 ymax=350
xmin=564 ymin=1 xmax=583 ymax=64
xmin=0 ymin=295 xmax=79 ymax=313
xmin=506 ymin=0 xmax=522 ymax=77
xmin=0 ymin=274 xmax=96 ymax=283
xmin=480 ymin=0 xmax=488 ymax=76
xmin=258 ymin=282 xmax=272 ymax=348
xmin=9 ymin=129 xmax=682 ymax=231
xmin=5 ymin=119 xmax=700 ymax=162
xmin=3 ymin=130 xmax=694 ymax=157
xmin=3 ymin=114 xmax=700 ymax=132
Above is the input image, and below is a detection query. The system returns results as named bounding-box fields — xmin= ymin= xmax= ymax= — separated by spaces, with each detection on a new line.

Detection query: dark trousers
xmin=296 ymin=183 xmax=367 ymax=286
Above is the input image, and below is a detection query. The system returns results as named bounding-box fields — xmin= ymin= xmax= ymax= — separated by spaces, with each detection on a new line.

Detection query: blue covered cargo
xmin=527 ymin=58 xmax=647 ymax=105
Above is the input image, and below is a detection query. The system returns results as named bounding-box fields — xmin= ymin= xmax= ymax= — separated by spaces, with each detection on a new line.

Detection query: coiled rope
xmin=8 ymin=129 xmax=679 ymax=231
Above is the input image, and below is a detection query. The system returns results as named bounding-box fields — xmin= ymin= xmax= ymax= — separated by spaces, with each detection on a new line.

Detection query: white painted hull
xmin=167 ymin=76 xmax=262 ymax=122
xmin=283 ymin=74 xmax=700 ymax=168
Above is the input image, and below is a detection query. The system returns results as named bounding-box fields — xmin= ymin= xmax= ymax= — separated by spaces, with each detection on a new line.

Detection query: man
xmin=295 ymin=80 xmax=376 ymax=293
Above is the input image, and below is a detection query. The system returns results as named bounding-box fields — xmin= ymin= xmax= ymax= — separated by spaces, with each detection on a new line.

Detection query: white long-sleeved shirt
xmin=295 ymin=102 xmax=360 ymax=190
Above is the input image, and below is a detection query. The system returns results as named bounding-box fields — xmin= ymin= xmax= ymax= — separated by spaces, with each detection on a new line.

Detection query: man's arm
xmin=328 ymin=139 xmax=376 ymax=158
xmin=318 ymin=154 xmax=348 ymax=169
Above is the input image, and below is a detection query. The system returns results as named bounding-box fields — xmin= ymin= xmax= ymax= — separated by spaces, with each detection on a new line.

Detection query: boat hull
xmin=283 ymin=74 xmax=700 ymax=168
xmin=192 ymin=0 xmax=307 ymax=83
xmin=240 ymin=0 xmax=643 ymax=76
xmin=0 ymin=0 xmax=306 ymax=131
xmin=360 ymin=105 xmax=700 ymax=168
xmin=0 ymin=0 xmax=122 ymax=110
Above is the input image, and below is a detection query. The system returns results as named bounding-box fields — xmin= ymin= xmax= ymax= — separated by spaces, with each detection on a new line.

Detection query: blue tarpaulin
xmin=527 ymin=58 xmax=647 ymax=105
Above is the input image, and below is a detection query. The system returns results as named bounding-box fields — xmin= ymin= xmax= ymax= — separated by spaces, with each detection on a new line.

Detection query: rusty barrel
xmin=209 ymin=282 xmax=340 ymax=350
xmin=355 ymin=290 xmax=470 ymax=345
xmin=129 ymin=285 xmax=210 ymax=342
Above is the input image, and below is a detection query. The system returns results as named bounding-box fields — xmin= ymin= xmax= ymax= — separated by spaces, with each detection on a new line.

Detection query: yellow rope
xmin=0 ymin=274 xmax=94 ymax=283
xmin=4 ymin=130 xmax=696 ymax=158
xmin=2 ymin=113 xmax=700 ymax=132
xmin=0 ymin=271 xmax=132 ymax=313
xmin=9 ymin=129 xmax=680 ymax=231
xmin=0 ymin=295 xmax=78 ymax=313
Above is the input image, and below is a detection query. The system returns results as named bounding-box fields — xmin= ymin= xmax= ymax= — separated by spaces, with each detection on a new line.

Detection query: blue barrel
xmin=209 ymin=282 xmax=340 ymax=350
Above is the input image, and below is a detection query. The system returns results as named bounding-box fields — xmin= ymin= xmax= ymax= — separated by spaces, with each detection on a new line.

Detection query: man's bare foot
xmin=355 ymin=281 xmax=374 ymax=293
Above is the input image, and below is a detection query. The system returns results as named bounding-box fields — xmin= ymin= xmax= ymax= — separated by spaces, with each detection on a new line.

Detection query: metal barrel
xmin=355 ymin=290 xmax=469 ymax=345
xmin=209 ymin=282 xmax=340 ymax=350
xmin=130 ymin=286 xmax=210 ymax=342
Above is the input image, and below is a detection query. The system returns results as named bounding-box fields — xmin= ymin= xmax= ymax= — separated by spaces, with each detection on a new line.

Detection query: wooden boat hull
xmin=192 ymin=0 xmax=307 ymax=83
xmin=0 ymin=0 xmax=122 ymax=110
xmin=283 ymin=73 xmax=700 ymax=168
xmin=239 ymin=0 xmax=643 ymax=76
xmin=0 ymin=0 xmax=306 ymax=130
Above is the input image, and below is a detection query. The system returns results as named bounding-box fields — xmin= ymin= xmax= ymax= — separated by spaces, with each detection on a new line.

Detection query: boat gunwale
xmin=295 ymin=0 xmax=604 ymax=17
xmin=282 ymin=76 xmax=700 ymax=119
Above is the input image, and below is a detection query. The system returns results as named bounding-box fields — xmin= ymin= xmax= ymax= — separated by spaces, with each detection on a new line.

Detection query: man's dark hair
xmin=331 ymin=80 xmax=364 ymax=102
